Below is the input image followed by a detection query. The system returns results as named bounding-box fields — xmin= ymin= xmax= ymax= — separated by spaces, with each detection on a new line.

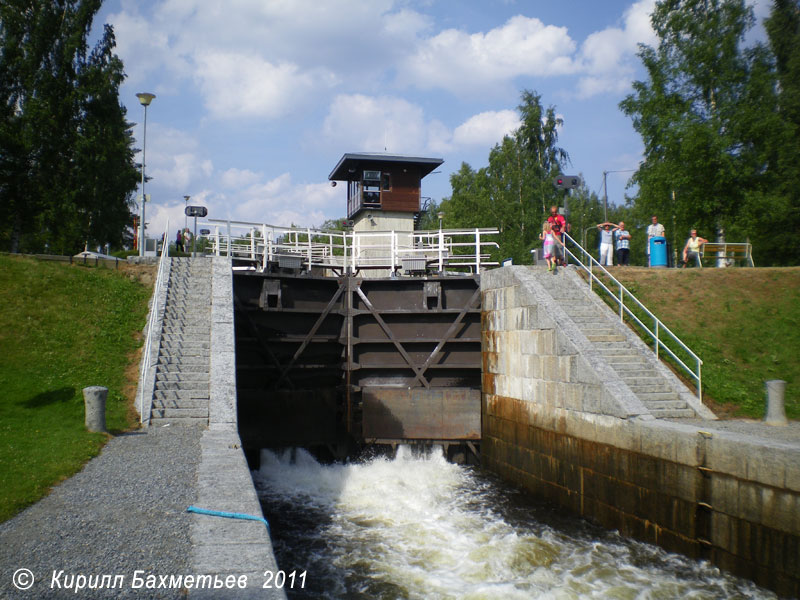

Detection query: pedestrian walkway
xmin=151 ymin=257 xmax=212 ymax=426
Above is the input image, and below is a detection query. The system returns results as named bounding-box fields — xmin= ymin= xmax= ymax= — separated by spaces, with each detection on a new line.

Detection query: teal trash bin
xmin=650 ymin=236 xmax=667 ymax=268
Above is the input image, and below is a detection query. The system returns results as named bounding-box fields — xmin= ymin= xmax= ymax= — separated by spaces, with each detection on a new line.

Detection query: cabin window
xmin=362 ymin=170 xmax=382 ymax=206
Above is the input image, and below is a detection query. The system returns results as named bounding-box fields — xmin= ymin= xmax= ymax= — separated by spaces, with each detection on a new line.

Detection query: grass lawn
xmin=607 ymin=266 xmax=800 ymax=419
xmin=0 ymin=255 xmax=153 ymax=522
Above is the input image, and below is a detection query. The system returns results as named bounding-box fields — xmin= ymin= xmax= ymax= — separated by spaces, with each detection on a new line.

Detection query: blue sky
xmin=98 ymin=0 xmax=770 ymax=234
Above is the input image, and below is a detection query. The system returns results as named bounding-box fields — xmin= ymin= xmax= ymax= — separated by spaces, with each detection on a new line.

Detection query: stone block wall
xmin=481 ymin=266 xmax=800 ymax=597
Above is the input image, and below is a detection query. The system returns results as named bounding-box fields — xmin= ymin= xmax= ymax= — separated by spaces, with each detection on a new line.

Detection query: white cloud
xmin=193 ymin=52 xmax=337 ymax=120
xmin=398 ymin=15 xmax=577 ymax=94
xmin=575 ymin=0 xmax=657 ymax=98
xmin=136 ymin=125 xmax=211 ymax=194
xmin=320 ymin=95 xmax=524 ymax=157
xmin=234 ymin=175 xmax=340 ymax=226
xmin=321 ymin=94 xmax=441 ymax=154
xmin=221 ymin=168 xmax=262 ymax=189
xmin=452 ymin=110 xmax=520 ymax=147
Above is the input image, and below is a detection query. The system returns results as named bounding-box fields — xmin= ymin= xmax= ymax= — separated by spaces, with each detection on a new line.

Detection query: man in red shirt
xmin=546 ymin=205 xmax=568 ymax=265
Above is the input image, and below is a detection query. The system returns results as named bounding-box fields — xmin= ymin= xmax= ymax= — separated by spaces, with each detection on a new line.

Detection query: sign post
xmin=184 ymin=206 xmax=208 ymax=257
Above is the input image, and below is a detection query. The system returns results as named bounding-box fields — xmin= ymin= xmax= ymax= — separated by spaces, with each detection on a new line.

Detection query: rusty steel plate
xmin=362 ymin=387 xmax=480 ymax=440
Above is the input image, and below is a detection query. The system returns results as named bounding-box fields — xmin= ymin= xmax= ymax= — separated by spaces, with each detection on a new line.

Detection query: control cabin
xmin=328 ymin=153 xmax=443 ymax=232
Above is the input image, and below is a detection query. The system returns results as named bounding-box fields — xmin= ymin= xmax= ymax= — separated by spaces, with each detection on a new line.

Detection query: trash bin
xmin=649 ymin=236 xmax=667 ymax=268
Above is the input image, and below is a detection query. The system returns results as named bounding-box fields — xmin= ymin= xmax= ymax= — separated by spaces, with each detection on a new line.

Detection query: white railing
xmin=137 ymin=219 xmax=170 ymax=422
xmin=562 ymin=232 xmax=703 ymax=399
xmin=198 ymin=219 xmax=499 ymax=274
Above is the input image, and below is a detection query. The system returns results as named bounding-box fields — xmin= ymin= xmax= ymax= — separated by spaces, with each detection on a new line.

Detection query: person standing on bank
xmin=596 ymin=221 xmax=618 ymax=266
xmin=646 ymin=215 xmax=665 ymax=266
xmin=614 ymin=221 xmax=631 ymax=266
xmin=682 ymin=229 xmax=708 ymax=267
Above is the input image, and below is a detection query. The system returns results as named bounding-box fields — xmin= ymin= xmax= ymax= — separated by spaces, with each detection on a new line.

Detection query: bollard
xmin=83 ymin=386 xmax=108 ymax=433
xmin=764 ymin=379 xmax=788 ymax=426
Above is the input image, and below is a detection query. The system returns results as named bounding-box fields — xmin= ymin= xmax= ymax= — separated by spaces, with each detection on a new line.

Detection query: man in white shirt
xmin=646 ymin=215 xmax=665 ymax=266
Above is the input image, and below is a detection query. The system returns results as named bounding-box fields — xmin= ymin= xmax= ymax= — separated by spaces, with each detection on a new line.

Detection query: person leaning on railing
xmin=682 ymin=229 xmax=708 ymax=268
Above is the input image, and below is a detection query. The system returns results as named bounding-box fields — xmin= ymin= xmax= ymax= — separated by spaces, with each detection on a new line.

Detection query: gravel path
xmin=0 ymin=426 xmax=202 ymax=599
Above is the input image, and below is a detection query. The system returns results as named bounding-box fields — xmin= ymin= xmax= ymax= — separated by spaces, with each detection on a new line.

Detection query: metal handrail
xmin=561 ymin=232 xmax=703 ymax=399
xmin=137 ymin=220 xmax=170 ymax=422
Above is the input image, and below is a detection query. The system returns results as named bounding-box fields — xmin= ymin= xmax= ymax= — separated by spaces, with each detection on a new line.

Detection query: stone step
xmin=160 ymin=341 xmax=210 ymax=350
xmin=605 ymin=354 xmax=652 ymax=368
xmin=154 ymin=389 xmax=210 ymax=401
xmin=568 ymin=315 xmax=611 ymax=324
xmin=152 ymin=398 xmax=209 ymax=409
xmin=155 ymin=380 xmax=209 ymax=391
xmin=151 ymin=407 xmax=209 ymax=419
xmin=149 ymin=416 xmax=208 ymax=427
xmin=636 ymin=391 xmax=684 ymax=402
xmin=164 ymin=306 xmax=211 ymax=314
xmin=157 ymin=347 xmax=210 ymax=358
xmin=641 ymin=399 xmax=689 ymax=410
xmin=618 ymin=372 xmax=664 ymax=384
xmin=159 ymin=336 xmax=210 ymax=345
xmin=627 ymin=382 xmax=674 ymax=394
xmin=157 ymin=356 xmax=210 ymax=366
xmin=586 ymin=334 xmax=627 ymax=342
xmin=647 ymin=408 xmax=696 ymax=419
xmin=162 ymin=326 xmax=210 ymax=335
xmin=562 ymin=307 xmax=606 ymax=317
xmin=156 ymin=364 xmax=209 ymax=374
xmin=155 ymin=372 xmax=209 ymax=382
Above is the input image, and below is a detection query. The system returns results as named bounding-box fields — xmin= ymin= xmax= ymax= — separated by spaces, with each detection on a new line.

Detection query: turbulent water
xmin=253 ymin=446 xmax=774 ymax=600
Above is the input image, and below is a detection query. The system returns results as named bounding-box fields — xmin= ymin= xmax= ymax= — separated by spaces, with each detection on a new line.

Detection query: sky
xmin=96 ymin=0 xmax=771 ymax=236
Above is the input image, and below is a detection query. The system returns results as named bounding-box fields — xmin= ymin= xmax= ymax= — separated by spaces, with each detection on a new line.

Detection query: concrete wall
xmin=481 ymin=266 xmax=800 ymax=597
xmin=189 ymin=257 xmax=285 ymax=599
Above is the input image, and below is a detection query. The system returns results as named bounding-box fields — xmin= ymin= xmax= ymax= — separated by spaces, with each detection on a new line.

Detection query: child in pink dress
xmin=539 ymin=222 xmax=557 ymax=272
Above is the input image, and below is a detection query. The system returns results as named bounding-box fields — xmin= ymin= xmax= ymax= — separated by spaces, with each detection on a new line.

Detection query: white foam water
xmin=253 ymin=446 xmax=774 ymax=599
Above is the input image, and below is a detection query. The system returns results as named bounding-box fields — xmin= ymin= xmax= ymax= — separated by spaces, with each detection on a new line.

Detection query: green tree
xmin=439 ymin=91 xmax=570 ymax=264
xmin=0 ymin=0 xmax=138 ymax=254
xmin=620 ymin=0 xmax=782 ymax=260
xmin=752 ymin=0 xmax=800 ymax=264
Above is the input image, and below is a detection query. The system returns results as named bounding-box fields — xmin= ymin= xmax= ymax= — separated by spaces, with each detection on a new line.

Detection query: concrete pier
xmin=481 ymin=265 xmax=800 ymax=598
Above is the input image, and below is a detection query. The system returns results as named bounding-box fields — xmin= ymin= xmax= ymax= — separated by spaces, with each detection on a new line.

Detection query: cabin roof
xmin=328 ymin=153 xmax=444 ymax=181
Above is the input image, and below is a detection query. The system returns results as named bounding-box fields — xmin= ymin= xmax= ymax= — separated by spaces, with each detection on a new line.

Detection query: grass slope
xmin=609 ymin=267 xmax=800 ymax=419
xmin=0 ymin=256 xmax=152 ymax=522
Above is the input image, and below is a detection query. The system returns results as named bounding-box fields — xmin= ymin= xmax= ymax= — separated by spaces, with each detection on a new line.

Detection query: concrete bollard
xmin=83 ymin=386 xmax=108 ymax=433
xmin=764 ymin=379 xmax=788 ymax=426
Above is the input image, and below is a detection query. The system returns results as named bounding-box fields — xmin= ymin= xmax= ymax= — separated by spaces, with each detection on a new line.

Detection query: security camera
xmin=330 ymin=181 xmax=337 ymax=187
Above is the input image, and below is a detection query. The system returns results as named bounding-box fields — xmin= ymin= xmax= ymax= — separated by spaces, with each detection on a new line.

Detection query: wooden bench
xmin=699 ymin=242 xmax=754 ymax=267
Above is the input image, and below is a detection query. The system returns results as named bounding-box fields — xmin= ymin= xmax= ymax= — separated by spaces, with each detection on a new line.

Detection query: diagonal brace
xmin=356 ymin=285 xmax=430 ymax=389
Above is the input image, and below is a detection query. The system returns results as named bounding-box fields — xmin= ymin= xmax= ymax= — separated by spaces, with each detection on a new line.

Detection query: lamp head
xmin=136 ymin=92 xmax=156 ymax=107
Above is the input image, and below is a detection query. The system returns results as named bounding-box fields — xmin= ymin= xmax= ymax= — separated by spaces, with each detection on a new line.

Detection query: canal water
xmin=253 ymin=445 xmax=774 ymax=600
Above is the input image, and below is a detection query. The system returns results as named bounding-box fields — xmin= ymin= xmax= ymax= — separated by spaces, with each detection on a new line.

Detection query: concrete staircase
xmin=150 ymin=257 xmax=212 ymax=426
xmin=536 ymin=268 xmax=697 ymax=419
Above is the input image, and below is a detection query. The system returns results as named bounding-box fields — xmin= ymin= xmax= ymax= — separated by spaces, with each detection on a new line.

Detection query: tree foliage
xmin=0 ymin=0 xmax=139 ymax=254
xmin=621 ymin=0 xmax=799 ymax=265
xmin=438 ymin=91 xmax=572 ymax=264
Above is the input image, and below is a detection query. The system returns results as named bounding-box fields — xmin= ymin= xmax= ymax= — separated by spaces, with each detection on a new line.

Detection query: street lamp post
xmin=184 ymin=195 xmax=190 ymax=231
xmin=602 ymin=169 xmax=636 ymax=223
xmin=136 ymin=92 xmax=155 ymax=256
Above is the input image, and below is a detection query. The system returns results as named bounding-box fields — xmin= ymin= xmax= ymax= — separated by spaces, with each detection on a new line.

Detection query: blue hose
xmin=187 ymin=505 xmax=270 ymax=530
